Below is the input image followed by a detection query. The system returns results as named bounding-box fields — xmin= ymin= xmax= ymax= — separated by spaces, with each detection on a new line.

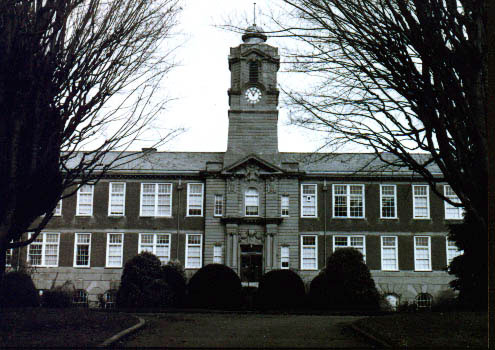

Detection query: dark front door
xmin=240 ymin=244 xmax=263 ymax=283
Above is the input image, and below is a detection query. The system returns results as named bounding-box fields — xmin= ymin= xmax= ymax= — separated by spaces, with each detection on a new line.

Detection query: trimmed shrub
xmin=256 ymin=269 xmax=306 ymax=310
xmin=42 ymin=288 xmax=73 ymax=308
xmin=187 ymin=264 xmax=242 ymax=309
xmin=312 ymin=248 xmax=380 ymax=311
xmin=161 ymin=262 xmax=186 ymax=307
xmin=0 ymin=271 xmax=39 ymax=307
xmin=117 ymin=252 xmax=174 ymax=308
xmin=308 ymin=272 xmax=328 ymax=309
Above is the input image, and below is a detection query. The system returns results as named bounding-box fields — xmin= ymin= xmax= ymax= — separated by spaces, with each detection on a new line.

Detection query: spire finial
xmin=253 ymin=2 xmax=256 ymax=25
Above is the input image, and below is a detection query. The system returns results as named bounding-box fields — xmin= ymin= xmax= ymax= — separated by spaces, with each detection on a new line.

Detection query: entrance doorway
xmin=240 ymin=244 xmax=263 ymax=283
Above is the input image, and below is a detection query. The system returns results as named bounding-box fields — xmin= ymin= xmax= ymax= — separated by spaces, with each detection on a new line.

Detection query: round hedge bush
xmin=315 ymin=248 xmax=380 ymax=311
xmin=187 ymin=264 xmax=242 ymax=309
xmin=308 ymin=272 xmax=328 ymax=309
xmin=255 ymin=269 xmax=306 ymax=310
xmin=0 ymin=271 xmax=39 ymax=307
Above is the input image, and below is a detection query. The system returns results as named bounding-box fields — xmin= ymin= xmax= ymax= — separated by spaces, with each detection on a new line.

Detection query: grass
xmin=354 ymin=311 xmax=488 ymax=348
xmin=0 ymin=307 xmax=138 ymax=347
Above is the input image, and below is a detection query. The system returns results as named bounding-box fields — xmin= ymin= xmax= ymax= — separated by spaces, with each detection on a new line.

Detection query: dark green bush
xmin=42 ymin=288 xmax=73 ymax=308
xmin=187 ymin=264 xmax=242 ymax=309
xmin=308 ymin=272 xmax=328 ymax=309
xmin=311 ymin=248 xmax=380 ymax=311
xmin=431 ymin=289 xmax=459 ymax=312
xmin=256 ymin=269 xmax=306 ymax=310
xmin=0 ymin=271 xmax=39 ymax=307
xmin=161 ymin=263 xmax=186 ymax=307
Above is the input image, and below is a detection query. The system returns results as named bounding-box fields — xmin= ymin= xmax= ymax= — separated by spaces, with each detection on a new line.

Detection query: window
xmin=444 ymin=185 xmax=463 ymax=220
xmin=301 ymin=235 xmax=317 ymax=270
xmin=140 ymin=183 xmax=172 ymax=217
xmin=380 ymin=185 xmax=397 ymax=218
xmin=104 ymin=290 xmax=117 ymax=309
xmin=109 ymin=182 xmax=126 ymax=216
xmin=385 ymin=294 xmax=399 ymax=311
xmin=214 ymin=195 xmax=224 ymax=216
xmin=73 ymin=289 xmax=88 ymax=307
xmin=187 ymin=183 xmax=204 ymax=216
xmin=414 ymin=236 xmax=431 ymax=271
xmin=412 ymin=185 xmax=430 ymax=219
xmin=281 ymin=195 xmax=289 ymax=217
xmin=245 ymin=188 xmax=259 ymax=216
xmin=249 ymin=61 xmax=259 ymax=83
xmin=106 ymin=233 xmax=123 ymax=267
xmin=381 ymin=236 xmax=398 ymax=271
xmin=446 ymin=239 xmax=463 ymax=265
xmin=213 ymin=245 xmax=223 ymax=264
xmin=27 ymin=232 xmax=59 ymax=267
xmin=281 ymin=246 xmax=289 ymax=269
xmin=301 ymin=184 xmax=317 ymax=217
xmin=6 ymin=248 xmax=12 ymax=267
xmin=333 ymin=235 xmax=366 ymax=261
xmin=185 ymin=234 xmax=202 ymax=269
xmin=415 ymin=293 xmax=433 ymax=309
xmin=76 ymin=184 xmax=94 ymax=216
xmin=333 ymin=184 xmax=365 ymax=218
xmin=139 ymin=233 xmax=171 ymax=264
xmin=54 ymin=200 xmax=62 ymax=216
xmin=74 ymin=233 xmax=91 ymax=267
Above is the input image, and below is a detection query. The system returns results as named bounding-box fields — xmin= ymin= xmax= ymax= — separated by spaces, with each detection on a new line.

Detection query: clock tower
xmin=224 ymin=24 xmax=280 ymax=167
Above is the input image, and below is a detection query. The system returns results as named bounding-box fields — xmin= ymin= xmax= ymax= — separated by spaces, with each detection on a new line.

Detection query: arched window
xmin=245 ymin=188 xmax=259 ymax=216
xmin=104 ymin=289 xmax=117 ymax=309
xmin=249 ymin=61 xmax=259 ymax=83
xmin=73 ymin=289 xmax=88 ymax=307
xmin=385 ymin=294 xmax=399 ymax=311
xmin=415 ymin=293 xmax=433 ymax=310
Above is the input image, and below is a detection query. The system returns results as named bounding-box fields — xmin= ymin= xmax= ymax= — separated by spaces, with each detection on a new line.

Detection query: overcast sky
xmin=152 ymin=0 xmax=325 ymax=153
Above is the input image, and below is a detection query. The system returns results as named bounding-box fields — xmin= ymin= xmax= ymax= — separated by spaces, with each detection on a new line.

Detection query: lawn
xmin=354 ymin=311 xmax=488 ymax=348
xmin=0 ymin=307 xmax=138 ymax=347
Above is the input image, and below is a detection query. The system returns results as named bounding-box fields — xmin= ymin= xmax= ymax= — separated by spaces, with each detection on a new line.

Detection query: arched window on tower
xmin=245 ymin=188 xmax=259 ymax=216
xmin=249 ymin=61 xmax=259 ymax=83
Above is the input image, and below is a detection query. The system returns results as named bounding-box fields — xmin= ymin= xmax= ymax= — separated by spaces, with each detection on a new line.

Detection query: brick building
xmin=6 ymin=25 xmax=462 ymax=308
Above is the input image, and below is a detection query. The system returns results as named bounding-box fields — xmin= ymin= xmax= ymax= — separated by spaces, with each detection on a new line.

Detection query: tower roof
xmin=242 ymin=24 xmax=267 ymax=44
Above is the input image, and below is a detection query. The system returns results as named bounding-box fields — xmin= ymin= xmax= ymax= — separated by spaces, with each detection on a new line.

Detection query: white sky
xmin=152 ymin=0 xmax=326 ymax=153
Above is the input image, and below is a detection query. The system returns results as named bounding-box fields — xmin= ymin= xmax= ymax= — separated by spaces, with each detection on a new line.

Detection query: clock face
xmin=245 ymin=87 xmax=262 ymax=104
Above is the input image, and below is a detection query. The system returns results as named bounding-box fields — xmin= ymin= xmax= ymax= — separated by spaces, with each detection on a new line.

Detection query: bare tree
xmin=0 ymin=0 xmax=182 ymax=279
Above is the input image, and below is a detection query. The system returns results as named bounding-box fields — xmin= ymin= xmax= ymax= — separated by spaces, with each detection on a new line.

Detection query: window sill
xmin=139 ymin=216 xmax=173 ymax=218
xmin=105 ymin=266 xmax=122 ymax=269
xmin=413 ymin=217 xmax=431 ymax=220
xmin=414 ymin=269 xmax=432 ymax=272
xmin=332 ymin=217 xmax=365 ymax=219
xmin=300 ymin=216 xmax=318 ymax=218
xmin=108 ymin=215 xmax=125 ymax=217
xmin=380 ymin=217 xmax=398 ymax=220
xmin=186 ymin=215 xmax=203 ymax=217
xmin=381 ymin=269 xmax=399 ymax=272
xmin=75 ymin=215 xmax=93 ymax=217
xmin=73 ymin=266 xmax=91 ymax=269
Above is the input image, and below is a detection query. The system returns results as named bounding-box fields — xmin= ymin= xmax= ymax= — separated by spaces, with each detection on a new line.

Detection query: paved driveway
xmin=122 ymin=313 xmax=373 ymax=348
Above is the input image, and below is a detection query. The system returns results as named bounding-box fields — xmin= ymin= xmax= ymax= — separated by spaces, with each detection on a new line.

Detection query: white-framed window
xmin=381 ymin=236 xmax=398 ymax=271
xmin=139 ymin=233 xmax=171 ymax=264
xmin=414 ymin=236 xmax=431 ymax=271
xmin=281 ymin=195 xmax=289 ymax=217
xmin=73 ymin=233 xmax=91 ymax=267
xmin=54 ymin=200 xmax=62 ymax=216
xmin=187 ymin=183 xmax=204 ymax=216
xmin=333 ymin=235 xmax=366 ymax=261
xmin=245 ymin=188 xmax=259 ymax=216
xmin=27 ymin=232 xmax=59 ymax=267
xmin=76 ymin=184 xmax=94 ymax=216
xmin=444 ymin=185 xmax=463 ymax=220
xmin=106 ymin=233 xmax=124 ymax=268
xmin=301 ymin=184 xmax=317 ymax=217
xmin=333 ymin=184 xmax=365 ymax=218
xmin=412 ymin=185 xmax=430 ymax=219
xmin=214 ymin=195 xmax=224 ymax=217
xmin=213 ymin=245 xmax=223 ymax=264
xmin=446 ymin=239 xmax=463 ymax=265
xmin=281 ymin=246 xmax=289 ymax=269
xmin=185 ymin=234 xmax=202 ymax=269
xmin=108 ymin=182 xmax=126 ymax=216
xmin=380 ymin=185 xmax=397 ymax=219
xmin=140 ymin=183 xmax=172 ymax=217
xmin=415 ymin=293 xmax=433 ymax=309
xmin=6 ymin=248 xmax=13 ymax=267
xmin=300 ymin=235 xmax=317 ymax=270
xmin=73 ymin=289 xmax=89 ymax=306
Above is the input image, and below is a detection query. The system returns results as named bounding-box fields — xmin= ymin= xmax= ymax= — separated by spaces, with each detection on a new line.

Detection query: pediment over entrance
xmin=221 ymin=154 xmax=285 ymax=178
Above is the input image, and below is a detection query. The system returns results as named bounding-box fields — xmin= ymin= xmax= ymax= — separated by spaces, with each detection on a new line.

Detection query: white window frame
xmin=381 ymin=236 xmax=398 ymax=271
xmin=214 ymin=194 xmax=224 ymax=217
xmin=187 ymin=183 xmax=204 ymax=217
xmin=27 ymin=232 xmax=60 ymax=267
xmin=332 ymin=235 xmax=366 ymax=262
xmin=414 ymin=236 xmax=432 ymax=271
xmin=108 ymin=182 xmax=126 ymax=216
xmin=213 ymin=245 xmax=223 ymax=264
xmin=245 ymin=188 xmax=259 ymax=216
xmin=76 ymin=184 xmax=94 ymax=216
xmin=332 ymin=184 xmax=365 ymax=218
xmin=106 ymin=233 xmax=124 ymax=268
xmin=380 ymin=185 xmax=397 ymax=219
xmin=53 ymin=200 xmax=62 ymax=216
xmin=140 ymin=183 xmax=172 ymax=217
xmin=6 ymin=248 xmax=13 ymax=267
xmin=412 ymin=185 xmax=430 ymax=219
xmin=73 ymin=233 xmax=91 ymax=268
xmin=444 ymin=185 xmax=464 ymax=220
xmin=300 ymin=235 xmax=318 ymax=270
xmin=138 ymin=233 xmax=171 ymax=264
xmin=185 ymin=234 xmax=203 ymax=269
xmin=280 ymin=246 xmax=289 ymax=269
xmin=446 ymin=238 xmax=463 ymax=265
xmin=301 ymin=184 xmax=317 ymax=218
xmin=281 ymin=195 xmax=290 ymax=217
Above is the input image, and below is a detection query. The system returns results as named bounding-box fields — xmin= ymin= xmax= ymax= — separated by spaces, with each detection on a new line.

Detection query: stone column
xmin=265 ymin=235 xmax=272 ymax=270
xmin=226 ymin=234 xmax=233 ymax=267
xmin=232 ymin=234 xmax=238 ymax=272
